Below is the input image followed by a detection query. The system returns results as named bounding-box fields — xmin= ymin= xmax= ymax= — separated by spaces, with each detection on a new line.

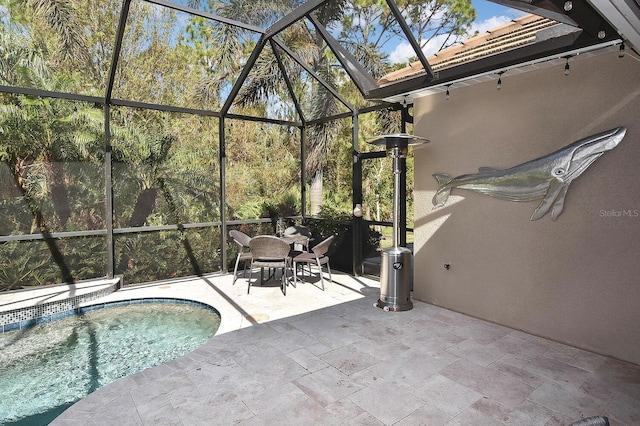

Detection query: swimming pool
xmin=0 ymin=299 xmax=220 ymax=425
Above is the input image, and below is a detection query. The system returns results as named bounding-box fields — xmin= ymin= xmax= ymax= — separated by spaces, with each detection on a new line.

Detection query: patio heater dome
xmin=368 ymin=133 xmax=429 ymax=312
xmin=367 ymin=133 xmax=430 ymax=155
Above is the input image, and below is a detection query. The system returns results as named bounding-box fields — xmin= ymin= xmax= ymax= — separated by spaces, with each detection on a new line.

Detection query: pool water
xmin=0 ymin=301 xmax=220 ymax=425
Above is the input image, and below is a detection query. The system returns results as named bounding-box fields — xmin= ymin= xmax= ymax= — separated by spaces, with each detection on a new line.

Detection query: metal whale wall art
xmin=432 ymin=127 xmax=627 ymax=221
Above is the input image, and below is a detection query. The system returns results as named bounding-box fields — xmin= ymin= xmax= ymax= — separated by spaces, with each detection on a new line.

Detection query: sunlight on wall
xmin=421 ymin=194 xmax=465 ymax=243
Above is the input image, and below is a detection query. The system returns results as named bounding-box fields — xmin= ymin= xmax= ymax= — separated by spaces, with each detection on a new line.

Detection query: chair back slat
xmin=230 ymin=230 xmax=252 ymax=248
xmin=312 ymin=235 xmax=335 ymax=256
xmin=250 ymin=235 xmax=291 ymax=259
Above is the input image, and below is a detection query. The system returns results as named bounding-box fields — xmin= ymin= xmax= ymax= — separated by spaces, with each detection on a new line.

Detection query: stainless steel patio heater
xmin=368 ymin=133 xmax=430 ymax=312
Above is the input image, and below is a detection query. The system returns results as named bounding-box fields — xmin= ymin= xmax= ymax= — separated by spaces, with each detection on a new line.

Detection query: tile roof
xmin=379 ymin=14 xmax=562 ymax=85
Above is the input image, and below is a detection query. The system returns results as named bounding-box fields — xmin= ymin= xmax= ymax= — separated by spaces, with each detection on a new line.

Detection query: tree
xmin=0 ymin=4 xmax=105 ymax=233
xmin=1 ymin=0 xmax=223 ymax=286
xmin=0 ymin=90 xmax=104 ymax=232
xmin=338 ymin=0 xmax=476 ymax=58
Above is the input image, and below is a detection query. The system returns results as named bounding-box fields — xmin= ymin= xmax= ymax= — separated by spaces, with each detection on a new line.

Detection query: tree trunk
xmin=158 ymin=177 xmax=203 ymax=277
xmin=116 ymin=187 xmax=158 ymax=275
xmin=128 ymin=188 xmax=158 ymax=227
xmin=47 ymin=160 xmax=72 ymax=228
xmin=10 ymin=157 xmax=74 ymax=283
xmin=309 ymin=169 xmax=323 ymax=216
xmin=7 ymin=158 xmax=33 ymax=234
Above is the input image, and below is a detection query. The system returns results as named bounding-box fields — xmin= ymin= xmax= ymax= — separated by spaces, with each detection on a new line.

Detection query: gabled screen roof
xmin=1 ymin=0 xmax=633 ymax=120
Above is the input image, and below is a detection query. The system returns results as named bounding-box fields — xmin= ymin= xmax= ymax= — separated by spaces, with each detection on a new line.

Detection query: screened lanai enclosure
xmin=0 ymin=0 xmax=634 ymax=289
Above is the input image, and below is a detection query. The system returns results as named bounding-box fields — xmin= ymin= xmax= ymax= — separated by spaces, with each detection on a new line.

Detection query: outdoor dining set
xmin=229 ymin=226 xmax=335 ymax=295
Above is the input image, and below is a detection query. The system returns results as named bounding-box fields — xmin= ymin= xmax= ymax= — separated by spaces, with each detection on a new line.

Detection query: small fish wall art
xmin=432 ymin=127 xmax=627 ymax=221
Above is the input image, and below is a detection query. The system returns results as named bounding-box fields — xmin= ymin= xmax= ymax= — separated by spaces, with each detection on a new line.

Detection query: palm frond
xmin=0 ymin=31 xmax=49 ymax=85
xmin=27 ymin=0 xmax=88 ymax=63
xmin=234 ymin=46 xmax=283 ymax=107
xmin=194 ymin=75 xmax=224 ymax=106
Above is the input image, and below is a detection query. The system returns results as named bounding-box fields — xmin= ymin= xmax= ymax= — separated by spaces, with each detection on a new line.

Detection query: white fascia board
xmin=588 ymin=0 xmax=640 ymax=52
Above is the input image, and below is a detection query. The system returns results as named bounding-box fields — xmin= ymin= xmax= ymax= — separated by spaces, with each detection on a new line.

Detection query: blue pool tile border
xmin=1 ymin=293 xmax=219 ymax=334
xmin=0 ymin=282 xmax=119 ymax=333
xmin=4 ymin=321 xmax=19 ymax=332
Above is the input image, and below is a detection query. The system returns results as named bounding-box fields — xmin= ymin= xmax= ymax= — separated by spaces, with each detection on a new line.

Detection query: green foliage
xmin=0 ymin=236 xmax=106 ymax=291
xmin=305 ymin=205 xmax=381 ymax=272
xmin=225 ymin=122 xmax=300 ymax=220
xmin=259 ymin=190 xmax=300 ymax=219
xmin=115 ymin=228 xmax=221 ymax=285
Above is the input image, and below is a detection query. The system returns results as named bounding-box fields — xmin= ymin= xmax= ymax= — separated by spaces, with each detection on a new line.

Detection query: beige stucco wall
xmin=412 ymin=51 xmax=640 ymax=364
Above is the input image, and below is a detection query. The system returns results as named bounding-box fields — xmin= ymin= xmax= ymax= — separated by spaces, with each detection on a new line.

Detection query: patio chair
xmin=283 ymin=225 xmax=311 ymax=253
xmin=248 ymin=235 xmax=293 ymax=295
xmin=229 ymin=230 xmax=252 ymax=285
xmin=292 ymin=235 xmax=335 ymax=291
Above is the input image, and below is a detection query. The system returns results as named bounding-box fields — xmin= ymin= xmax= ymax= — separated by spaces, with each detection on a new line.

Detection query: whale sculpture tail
xmin=432 ymin=173 xmax=453 ymax=207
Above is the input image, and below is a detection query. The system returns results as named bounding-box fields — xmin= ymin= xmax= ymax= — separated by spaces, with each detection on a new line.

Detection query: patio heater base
xmin=374 ymin=300 xmax=413 ymax=312
xmin=374 ymin=246 xmax=413 ymax=312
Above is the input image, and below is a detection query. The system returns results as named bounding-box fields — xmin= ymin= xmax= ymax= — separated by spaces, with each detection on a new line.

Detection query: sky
xmin=387 ymin=0 xmax=527 ymax=64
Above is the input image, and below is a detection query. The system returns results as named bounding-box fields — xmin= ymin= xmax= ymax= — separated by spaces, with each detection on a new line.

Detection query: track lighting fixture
xmin=496 ymin=72 xmax=504 ymax=90
xmin=564 ymin=57 xmax=570 ymax=76
xmin=619 ymin=42 xmax=626 ymax=58
xmin=445 ymin=85 xmax=451 ymax=100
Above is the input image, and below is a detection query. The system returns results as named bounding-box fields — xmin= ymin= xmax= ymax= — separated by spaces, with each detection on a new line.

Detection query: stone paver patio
xmin=51 ymin=271 xmax=640 ymax=425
